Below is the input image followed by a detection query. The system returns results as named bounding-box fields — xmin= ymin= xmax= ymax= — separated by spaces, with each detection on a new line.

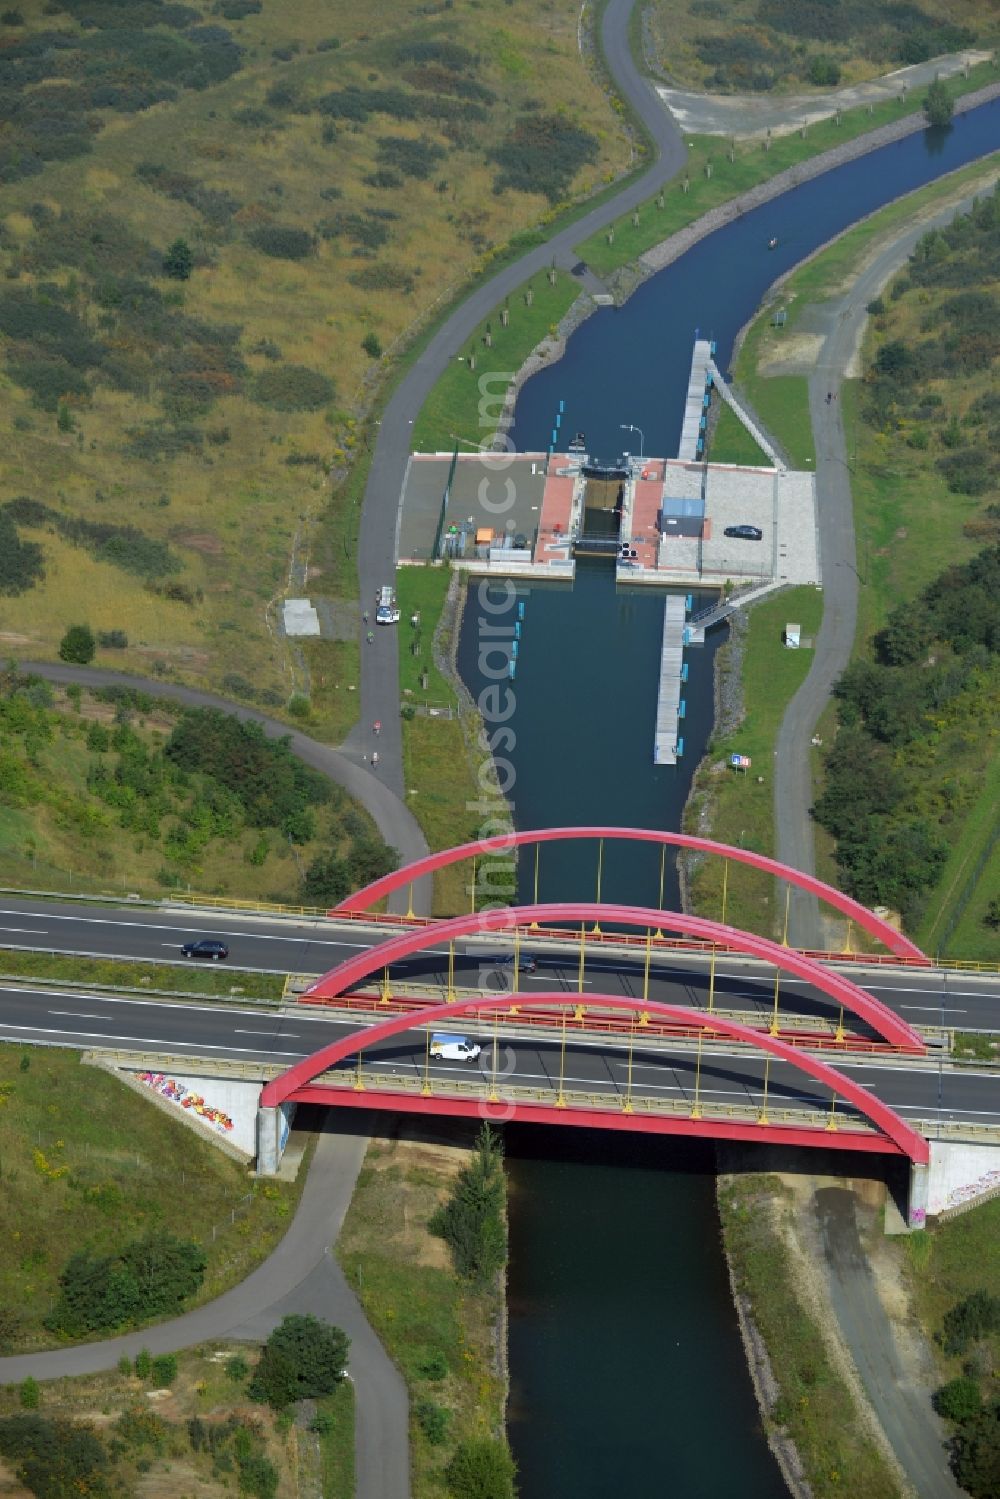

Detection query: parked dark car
xmin=181 ymin=938 xmax=229 ymax=961
xmin=724 ymin=524 xmax=763 ymax=540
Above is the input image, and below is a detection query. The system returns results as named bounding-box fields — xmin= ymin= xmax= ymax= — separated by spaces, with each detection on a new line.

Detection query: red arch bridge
xmin=256 ymin=829 xmax=937 ymax=1225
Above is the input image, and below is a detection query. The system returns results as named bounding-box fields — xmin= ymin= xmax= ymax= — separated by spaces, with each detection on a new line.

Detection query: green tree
xmin=18 ymin=1379 xmax=38 ymax=1410
xmin=952 ymin=1405 xmax=1000 ymax=1498
xmin=444 ymin=1437 xmax=516 ymax=1499
xmin=429 ymin=1124 xmax=506 ymax=1285
xmin=162 ymin=238 xmax=194 ymax=280
xmin=300 ymin=852 xmax=351 ymax=907
xmin=248 ymin=1315 xmax=349 ymax=1409
xmin=361 ymin=331 xmax=382 ymax=358
xmin=935 ymin=1376 xmax=982 ymax=1423
xmin=924 ymin=77 xmax=954 ymax=129
xmin=58 ymin=623 xmax=95 ymax=665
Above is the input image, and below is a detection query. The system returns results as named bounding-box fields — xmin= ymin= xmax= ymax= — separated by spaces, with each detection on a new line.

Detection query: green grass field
xmin=0 ymin=947 xmax=285 ymax=1002
xmin=0 ymin=1047 xmax=303 ymax=1351
xmin=708 ymin=403 xmax=772 ymax=466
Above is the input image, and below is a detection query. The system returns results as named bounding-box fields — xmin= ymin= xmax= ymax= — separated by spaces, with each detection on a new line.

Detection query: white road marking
xmin=48 ymin=1011 xmax=104 ymax=1020
xmin=235 ymin=1029 xmax=298 ymax=1037
xmin=0 ymin=925 xmax=48 ymax=934
xmin=0 ymin=1022 xmax=302 ymax=1056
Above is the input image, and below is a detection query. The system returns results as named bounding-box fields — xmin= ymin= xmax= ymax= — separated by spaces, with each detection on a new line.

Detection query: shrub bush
xmin=246 ymin=225 xmax=314 ymax=259
xmin=0 ymin=512 xmax=44 ymax=596
xmin=58 ymin=624 xmax=95 ymax=665
xmin=348 ymin=263 xmax=415 ymax=294
xmin=416 ymin=1399 xmax=449 ymax=1445
xmin=942 ymin=1292 xmax=1000 ymax=1356
xmin=490 ymin=114 xmax=598 ymax=202
xmin=935 ymin=1376 xmax=982 ymax=1423
xmin=252 ymin=364 xmax=334 ymax=410
xmin=375 ymin=134 xmax=444 ymax=180
xmin=97 ymin=629 xmax=128 ymax=649
xmin=429 ymin=1123 xmax=506 ymax=1284
xmin=444 ymin=1438 xmax=516 ymax=1499
xmin=47 ymin=1234 xmax=206 ymax=1336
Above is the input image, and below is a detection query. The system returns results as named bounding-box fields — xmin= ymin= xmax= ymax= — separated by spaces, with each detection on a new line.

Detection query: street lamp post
xmin=620 ymin=423 xmax=645 ymax=460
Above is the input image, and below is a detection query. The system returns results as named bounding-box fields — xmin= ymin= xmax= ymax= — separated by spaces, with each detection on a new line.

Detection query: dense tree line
xmin=815 ymin=548 xmax=1000 ymax=920
xmin=931 ymin=1292 xmax=1000 ymax=1497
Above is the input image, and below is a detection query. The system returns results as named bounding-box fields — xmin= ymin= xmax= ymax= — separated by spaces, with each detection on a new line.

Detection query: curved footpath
xmin=20 ymin=661 xmax=431 ymax=917
xmin=352 ymin=0 xmax=687 ymax=797
xmin=0 ymin=1123 xmax=410 ymax=1499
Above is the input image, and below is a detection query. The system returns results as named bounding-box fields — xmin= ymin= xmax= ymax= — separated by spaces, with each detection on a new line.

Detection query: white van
xmin=429 ymin=1033 xmax=482 ymax=1062
xmin=376 ymin=585 xmax=400 ymax=625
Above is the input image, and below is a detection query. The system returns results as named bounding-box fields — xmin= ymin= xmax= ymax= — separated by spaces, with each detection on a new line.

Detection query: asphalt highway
xmin=0 ymin=981 xmax=996 ymax=1131
xmin=2 ymin=897 xmax=1000 ymax=1032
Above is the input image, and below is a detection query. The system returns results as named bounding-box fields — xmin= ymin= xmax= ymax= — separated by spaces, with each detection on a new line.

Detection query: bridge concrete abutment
xmin=256 ymin=1102 xmax=297 ymax=1176
xmin=907 ymin=1160 xmax=929 ymax=1229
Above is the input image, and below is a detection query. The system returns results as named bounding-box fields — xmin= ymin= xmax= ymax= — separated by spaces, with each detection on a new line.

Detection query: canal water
xmin=457 ymin=101 xmax=1000 ymax=1497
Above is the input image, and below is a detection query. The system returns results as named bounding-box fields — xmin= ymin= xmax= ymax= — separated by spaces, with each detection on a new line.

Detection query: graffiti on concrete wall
xmin=138 ymin=1072 xmax=235 ymax=1134
xmin=936 ymin=1167 xmax=1000 ymax=1216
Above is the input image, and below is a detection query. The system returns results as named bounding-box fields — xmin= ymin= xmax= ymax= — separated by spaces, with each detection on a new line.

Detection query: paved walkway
xmin=20 ymin=661 xmax=431 ymax=917
xmin=0 ymin=1121 xmax=411 ymax=1499
xmin=773 ymin=181 xmax=992 ymax=946
xmin=659 ymin=51 xmax=992 ymax=138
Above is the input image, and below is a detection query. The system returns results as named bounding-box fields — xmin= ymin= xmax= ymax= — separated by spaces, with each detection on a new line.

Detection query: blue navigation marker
xmin=679 ymin=700 xmax=686 ymax=719
xmin=681 ymin=662 xmax=689 ymax=682
xmin=559 ymin=399 xmax=565 ymax=413
xmin=676 ymin=737 xmax=684 ymax=757
xmin=518 ymin=601 xmax=525 ymax=619
xmin=514 ymin=620 xmax=521 ymax=638
xmin=552 ymin=430 xmax=558 ymax=445
xmin=685 ymin=594 xmax=692 ymax=612
xmin=555 ymin=412 xmax=561 ymax=427
xmin=511 ymin=638 xmax=519 ymax=658
xmin=508 ymin=659 xmax=516 ymax=679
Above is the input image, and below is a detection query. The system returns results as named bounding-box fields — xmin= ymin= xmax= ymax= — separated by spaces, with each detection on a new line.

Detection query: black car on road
xmin=724 ymin=524 xmax=763 ymax=540
xmin=181 ymin=938 xmax=229 ymax=961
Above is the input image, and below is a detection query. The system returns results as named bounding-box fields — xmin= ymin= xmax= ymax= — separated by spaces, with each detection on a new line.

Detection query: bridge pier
xmin=907 ymin=1160 xmax=929 ymax=1230
xmin=256 ymin=1104 xmax=291 ymax=1176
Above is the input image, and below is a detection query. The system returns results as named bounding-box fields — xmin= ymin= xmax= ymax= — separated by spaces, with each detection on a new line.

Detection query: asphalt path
xmin=774 ymin=188 xmax=996 ymax=947
xmin=22 ymin=661 xmax=432 ymax=916
xmin=351 ymin=0 xmax=688 ymax=793
xmin=0 ymin=981 xmax=996 ymax=1128
xmin=4 ymin=897 xmax=1000 ymax=1030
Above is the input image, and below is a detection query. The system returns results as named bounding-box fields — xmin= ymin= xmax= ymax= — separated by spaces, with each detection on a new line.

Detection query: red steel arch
xmin=303 ymin=902 xmax=924 ymax=1051
xmin=334 ymin=827 xmax=927 ymax=963
xmin=260 ymin=991 xmax=929 ymax=1163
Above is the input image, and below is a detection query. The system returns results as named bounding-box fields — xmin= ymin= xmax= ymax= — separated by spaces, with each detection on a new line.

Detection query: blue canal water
xmin=457 ymin=103 xmax=1000 ymax=1498
xmin=512 ymin=103 xmax=1000 ymax=463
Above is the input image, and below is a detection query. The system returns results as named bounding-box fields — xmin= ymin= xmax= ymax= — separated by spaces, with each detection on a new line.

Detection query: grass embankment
xmin=684 ymin=587 xmax=823 ymax=937
xmin=411 ymin=272 xmax=581 ymax=453
xmin=904 ymin=1199 xmax=1000 ymax=1375
xmin=0 ymin=0 xmax=628 ymax=698
xmin=0 ymin=1344 xmax=353 ymax=1498
xmin=337 ymin=1129 xmax=505 ymax=1499
xmin=0 ymin=947 xmax=285 ymax=1003
xmin=575 ymin=62 xmax=997 ymax=277
xmin=644 ymin=0 xmax=999 ymax=94
xmin=0 ymin=678 xmax=384 ymax=907
xmin=0 ymin=1048 xmax=304 ymax=1352
xmin=709 ymin=403 xmax=773 ymax=466
xmin=719 ymin=1175 xmax=903 ymax=1499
